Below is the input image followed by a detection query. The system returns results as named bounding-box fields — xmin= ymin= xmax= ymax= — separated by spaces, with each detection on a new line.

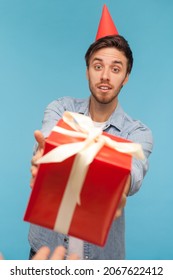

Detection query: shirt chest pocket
xmin=104 ymin=126 xmax=129 ymax=139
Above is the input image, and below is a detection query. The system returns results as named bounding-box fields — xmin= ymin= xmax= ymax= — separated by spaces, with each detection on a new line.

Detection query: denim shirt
xmin=28 ymin=96 xmax=153 ymax=260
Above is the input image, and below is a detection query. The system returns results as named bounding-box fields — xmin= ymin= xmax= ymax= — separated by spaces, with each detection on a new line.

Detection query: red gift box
xmin=24 ymin=114 xmax=134 ymax=246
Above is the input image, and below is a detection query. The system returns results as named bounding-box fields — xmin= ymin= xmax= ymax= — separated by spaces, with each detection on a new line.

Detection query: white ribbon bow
xmin=37 ymin=111 xmax=145 ymax=165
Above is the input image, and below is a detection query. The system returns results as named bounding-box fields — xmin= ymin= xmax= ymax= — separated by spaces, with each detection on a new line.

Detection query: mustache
xmin=96 ymin=82 xmax=113 ymax=88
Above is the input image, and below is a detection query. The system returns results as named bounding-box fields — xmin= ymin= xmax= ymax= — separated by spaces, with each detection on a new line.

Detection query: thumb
xmin=34 ymin=130 xmax=45 ymax=150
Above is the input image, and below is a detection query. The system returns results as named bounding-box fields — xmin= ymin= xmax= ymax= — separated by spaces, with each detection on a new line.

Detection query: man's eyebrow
xmin=112 ymin=60 xmax=123 ymax=65
xmin=91 ymin=57 xmax=103 ymax=63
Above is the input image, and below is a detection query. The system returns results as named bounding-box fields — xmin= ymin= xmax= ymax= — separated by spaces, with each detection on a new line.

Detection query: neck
xmin=89 ymin=96 xmax=118 ymax=122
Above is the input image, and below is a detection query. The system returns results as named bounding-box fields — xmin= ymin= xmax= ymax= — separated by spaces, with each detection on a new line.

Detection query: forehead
xmin=90 ymin=47 xmax=127 ymax=64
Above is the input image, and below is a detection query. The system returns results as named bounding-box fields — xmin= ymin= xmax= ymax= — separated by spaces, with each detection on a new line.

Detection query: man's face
xmin=86 ymin=47 xmax=129 ymax=105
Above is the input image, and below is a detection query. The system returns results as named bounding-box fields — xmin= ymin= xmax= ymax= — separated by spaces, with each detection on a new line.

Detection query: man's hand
xmin=0 ymin=246 xmax=79 ymax=260
xmin=114 ymin=193 xmax=127 ymax=219
xmin=32 ymin=246 xmax=79 ymax=260
xmin=30 ymin=130 xmax=45 ymax=188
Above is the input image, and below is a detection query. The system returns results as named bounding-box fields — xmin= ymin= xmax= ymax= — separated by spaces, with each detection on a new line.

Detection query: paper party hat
xmin=95 ymin=4 xmax=119 ymax=40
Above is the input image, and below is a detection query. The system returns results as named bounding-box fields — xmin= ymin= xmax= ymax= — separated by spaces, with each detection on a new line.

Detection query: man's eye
xmin=112 ymin=67 xmax=119 ymax=73
xmin=94 ymin=64 xmax=102 ymax=70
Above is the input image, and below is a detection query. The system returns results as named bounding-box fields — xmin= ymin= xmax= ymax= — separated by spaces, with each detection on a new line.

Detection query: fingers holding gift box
xmin=30 ymin=130 xmax=45 ymax=189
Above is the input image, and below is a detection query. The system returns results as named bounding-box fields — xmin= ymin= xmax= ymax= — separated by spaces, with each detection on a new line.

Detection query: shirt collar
xmin=78 ymin=97 xmax=90 ymax=116
xmin=107 ymin=102 xmax=125 ymax=132
xmin=78 ymin=98 xmax=125 ymax=132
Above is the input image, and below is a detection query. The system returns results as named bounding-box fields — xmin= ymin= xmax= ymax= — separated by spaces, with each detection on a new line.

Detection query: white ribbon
xmin=36 ymin=111 xmax=145 ymax=234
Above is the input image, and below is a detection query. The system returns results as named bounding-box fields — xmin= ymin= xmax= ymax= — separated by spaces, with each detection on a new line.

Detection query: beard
xmin=88 ymin=80 xmax=123 ymax=105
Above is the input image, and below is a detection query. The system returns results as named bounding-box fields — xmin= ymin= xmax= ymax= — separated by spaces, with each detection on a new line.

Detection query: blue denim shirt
xmin=28 ymin=97 xmax=153 ymax=260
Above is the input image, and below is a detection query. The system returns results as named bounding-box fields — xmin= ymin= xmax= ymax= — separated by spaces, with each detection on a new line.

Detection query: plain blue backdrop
xmin=0 ymin=0 xmax=173 ymax=260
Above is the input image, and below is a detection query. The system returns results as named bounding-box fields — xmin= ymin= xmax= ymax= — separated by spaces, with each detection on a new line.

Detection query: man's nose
xmin=100 ymin=67 xmax=110 ymax=81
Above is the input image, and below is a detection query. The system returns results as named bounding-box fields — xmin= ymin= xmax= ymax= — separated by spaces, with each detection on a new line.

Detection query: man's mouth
xmin=98 ymin=84 xmax=112 ymax=91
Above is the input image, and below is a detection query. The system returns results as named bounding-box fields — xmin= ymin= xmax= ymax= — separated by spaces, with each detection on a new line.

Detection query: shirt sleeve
xmin=32 ymin=99 xmax=66 ymax=155
xmin=41 ymin=99 xmax=66 ymax=137
xmin=127 ymin=125 xmax=153 ymax=196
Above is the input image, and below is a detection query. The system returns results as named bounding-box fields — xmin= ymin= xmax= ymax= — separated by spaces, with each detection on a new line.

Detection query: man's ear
xmin=122 ymin=73 xmax=129 ymax=86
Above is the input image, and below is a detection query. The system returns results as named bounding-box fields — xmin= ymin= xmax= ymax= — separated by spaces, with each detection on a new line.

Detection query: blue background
xmin=0 ymin=0 xmax=173 ymax=260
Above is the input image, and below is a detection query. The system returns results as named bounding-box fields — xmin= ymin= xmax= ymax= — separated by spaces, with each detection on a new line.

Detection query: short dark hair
xmin=85 ymin=35 xmax=133 ymax=74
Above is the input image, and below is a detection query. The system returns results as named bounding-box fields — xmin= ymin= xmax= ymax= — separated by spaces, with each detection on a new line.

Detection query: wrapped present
xmin=24 ymin=111 xmax=144 ymax=246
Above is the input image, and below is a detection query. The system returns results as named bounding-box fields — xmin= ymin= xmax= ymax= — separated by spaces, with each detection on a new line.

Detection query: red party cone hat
xmin=95 ymin=4 xmax=119 ymax=40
